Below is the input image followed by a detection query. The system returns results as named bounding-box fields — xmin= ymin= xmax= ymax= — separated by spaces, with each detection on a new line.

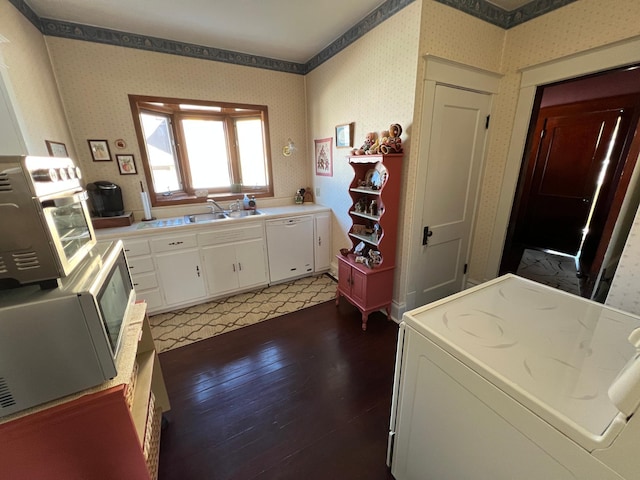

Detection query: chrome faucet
xmin=207 ymin=198 xmax=225 ymax=213
xmin=229 ymin=200 xmax=241 ymax=212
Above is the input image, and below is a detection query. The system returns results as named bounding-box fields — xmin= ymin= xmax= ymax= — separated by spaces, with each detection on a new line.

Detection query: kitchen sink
xmin=226 ymin=209 xmax=263 ymax=218
xmin=184 ymin=212 xmax=228 ymax=223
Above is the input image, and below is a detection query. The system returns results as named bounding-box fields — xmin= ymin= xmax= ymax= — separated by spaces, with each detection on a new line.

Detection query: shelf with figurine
xmin=336 ymin=124 xmax=404 ymax=330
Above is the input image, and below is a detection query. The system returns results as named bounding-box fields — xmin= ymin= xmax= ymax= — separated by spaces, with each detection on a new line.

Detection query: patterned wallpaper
xmin=306 ymin=2 xmax=421 ymax=304
xmin=607 ymin=207 xmax=640 ymax=315
xmin=471 ymin=0 xmax=640 ymax=288
xmin=45 ymin=38 xmax=308 ymax=219
xmin=0 ymin=1 xmax=75 ymax=157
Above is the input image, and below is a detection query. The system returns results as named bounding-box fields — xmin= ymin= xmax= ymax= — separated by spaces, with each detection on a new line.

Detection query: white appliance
xmin=266 ymin=215 xmax=314 ymax=283
xmin=388 ymin=274 xmax=640 ymax=480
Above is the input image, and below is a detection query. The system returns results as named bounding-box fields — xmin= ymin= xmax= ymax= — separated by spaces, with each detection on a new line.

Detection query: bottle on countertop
xmin=243 ymin=194 xmax=250 ymax=210
xmin=249 ymin=195 xmax=257 ymax=210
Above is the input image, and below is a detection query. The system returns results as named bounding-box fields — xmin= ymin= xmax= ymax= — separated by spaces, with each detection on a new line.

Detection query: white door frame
xmin=404 ymin=56 xmax=501 ymax=313
xmin=486 ymin=35 xmax=640 ymax=280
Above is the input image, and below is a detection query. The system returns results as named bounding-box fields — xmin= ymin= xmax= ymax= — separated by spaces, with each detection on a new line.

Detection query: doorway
xmin=500 ymin=67 xmax=640 ymax=298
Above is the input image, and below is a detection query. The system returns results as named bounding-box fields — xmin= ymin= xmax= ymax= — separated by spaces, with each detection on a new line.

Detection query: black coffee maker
xmin=87 ymin=181 xmax=124 ymax=217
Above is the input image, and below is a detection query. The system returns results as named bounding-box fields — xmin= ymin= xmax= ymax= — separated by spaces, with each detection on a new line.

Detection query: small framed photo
xmin=116 ymin=154 xmax=137 ymax=175
xmin=45 ymin=140 xmax=68 ymax=157
xmin=88 ymin=139 xmax=111 ymax=161
xmin=335 ymin=122 xmax=354 ymax=148
xmin=315 ymin=137 xmax=333 ymax=177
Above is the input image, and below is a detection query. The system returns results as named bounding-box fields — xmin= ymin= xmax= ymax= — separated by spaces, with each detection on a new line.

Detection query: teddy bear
xmin=380 ymin=123 xmax=403 ymax=154
xmin=353 ymin=132 xmax=376 ymax=155
xmin=367 ymin=134 xmax=381 ymax=154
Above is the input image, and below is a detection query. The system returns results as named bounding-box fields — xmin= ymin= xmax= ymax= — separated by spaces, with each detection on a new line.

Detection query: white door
xmin=416 ymin=85 xmax=490 ymax=305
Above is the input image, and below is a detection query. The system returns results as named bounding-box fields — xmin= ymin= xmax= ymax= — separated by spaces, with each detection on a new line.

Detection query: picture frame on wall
xmin=45 ymin=140 xmax=68 ymax=158
xmin=116 ymin=154 xmax=137 ymax=175
xmin=315 ymin=137 xmax=333 ymax=177
xmin=335 ymin=122 xmax=354 ymax=148
xmin=88 ymin=139 xmax=111 ymax=161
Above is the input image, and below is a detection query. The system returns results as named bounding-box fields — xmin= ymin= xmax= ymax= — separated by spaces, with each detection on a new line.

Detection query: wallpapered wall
xmin=0 ymin=2 xmax=75 ymax=157
xmin=477 ymin=0 xmax=640 ymax=286
xmin=45 ymin=37 xmax=308 ymax=218
xmin=305 ymin=1 xmax=421 ymax=304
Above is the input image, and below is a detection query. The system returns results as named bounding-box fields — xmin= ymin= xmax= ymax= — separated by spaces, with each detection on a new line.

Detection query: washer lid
xmin=403 ymin=274 xmax=640 ymax=449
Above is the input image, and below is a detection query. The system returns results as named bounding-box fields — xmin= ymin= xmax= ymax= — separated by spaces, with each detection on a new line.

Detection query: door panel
xmin=416 ymin=86 xmax=490 ymax=305
xmin=517 ymin=109 xmax=622 ymax=255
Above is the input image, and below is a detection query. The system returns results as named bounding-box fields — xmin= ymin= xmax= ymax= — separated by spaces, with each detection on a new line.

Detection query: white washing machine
xmin=388 ymin=274 xmax=640 ymax=479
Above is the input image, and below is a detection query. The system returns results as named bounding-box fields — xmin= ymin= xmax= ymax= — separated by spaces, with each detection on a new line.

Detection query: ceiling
xmin=24 ymin=0 xmax=539 ymax=64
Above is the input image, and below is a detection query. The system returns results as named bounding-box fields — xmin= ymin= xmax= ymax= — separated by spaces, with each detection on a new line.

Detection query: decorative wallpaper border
xmin=434 ymin=0 xmax=578 ymax=28
xmin=10 ymin=0 xmax=574 ymax=74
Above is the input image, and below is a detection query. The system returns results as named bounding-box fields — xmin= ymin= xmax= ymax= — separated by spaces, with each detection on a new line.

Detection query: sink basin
xmin=184 ymin=212 xmax=227 ymax=223
xmin=226 ymin=210 xmax=263 ymax=218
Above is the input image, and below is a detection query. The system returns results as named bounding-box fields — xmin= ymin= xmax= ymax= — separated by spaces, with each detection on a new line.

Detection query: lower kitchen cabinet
xmin=201 ymin=238 xmax=268 ymax=297
xmin=314 ymin=211 xmax=331 ymax=273
xmin=336 ymin=255 xmax=395 ymax=330
xmin=155 ymin=249 xmax=206 ymax=306
xmin=198 ymin=223 xmax=269 ymax=298
xmin=112 ymin=208 xmax=331 ymax=314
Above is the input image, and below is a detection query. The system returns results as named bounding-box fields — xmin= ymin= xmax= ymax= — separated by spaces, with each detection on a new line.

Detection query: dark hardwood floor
xmin=157 ymin=299 xmax=399 ymax=480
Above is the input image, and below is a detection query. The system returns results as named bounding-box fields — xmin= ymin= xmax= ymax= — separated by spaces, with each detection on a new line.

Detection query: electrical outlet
xmin=315 ymin=187 xmax=320 ymax=197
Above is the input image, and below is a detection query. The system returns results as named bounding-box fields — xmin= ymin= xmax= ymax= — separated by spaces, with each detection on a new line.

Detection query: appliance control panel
xmin=23 ymin=156 xmax=83 ymax=197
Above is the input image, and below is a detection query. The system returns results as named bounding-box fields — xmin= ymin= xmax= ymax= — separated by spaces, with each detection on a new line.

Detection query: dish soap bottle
xmin=243 ymin=194 xmax=250 ymax=210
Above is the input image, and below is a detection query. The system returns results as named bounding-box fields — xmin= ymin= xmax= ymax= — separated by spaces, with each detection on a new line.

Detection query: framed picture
xmin=45 ymin=140 xmax=68 ymax=157
xmin=335 ymin=122 xmax=354 ymax=148
xmin=315 ymin=137 xmax=333 ymax=177
xmin=88 ymin=139 xmax=111 ymax=161
xmin=116 ymin=154 xmax=137 ymax=175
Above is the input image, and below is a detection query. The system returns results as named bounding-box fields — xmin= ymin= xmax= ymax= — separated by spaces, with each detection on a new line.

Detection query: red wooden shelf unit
xmin=336 ymin=153 xmax=403 ymax=330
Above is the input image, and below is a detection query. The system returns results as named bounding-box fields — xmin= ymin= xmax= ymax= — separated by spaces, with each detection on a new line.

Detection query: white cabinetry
xmin=151 ymin=233 xmax=206 ymax=307
xmin=123 ymin=239 xmax=163 ymax=311
xmin=314 ymin=211 xmax=331 ymax=272
xmin=199 ymin=223 xmax=268 ymax=297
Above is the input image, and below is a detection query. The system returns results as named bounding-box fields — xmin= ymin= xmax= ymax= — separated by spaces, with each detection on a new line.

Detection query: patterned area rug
xmin=516 ymin=248 xmax=581 ymax=296
xmin=150 ymin=274 xmax=337 ymax=352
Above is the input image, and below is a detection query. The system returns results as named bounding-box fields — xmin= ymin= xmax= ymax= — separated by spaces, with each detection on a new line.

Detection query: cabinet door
xmin=236 ymin=239 xmax=268 ymax=288
xmin=314 ymin=212 xmax=331 ymax=272
xmin=338 ymin=259 xmax=352 ymax=296
xmin=351 ymin=267 xmax=367 ymax=305
xmin=201 ymin=244 xmax=240 ymax=296
xmin=155 ymin=249 xmax=206 ymax=306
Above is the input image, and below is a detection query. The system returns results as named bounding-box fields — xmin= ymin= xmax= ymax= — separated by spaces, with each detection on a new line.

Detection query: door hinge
xmin=463 ymin=263 xmax=468 ymax=274
xmin=485 ymin=115 xmax=490 ymax=129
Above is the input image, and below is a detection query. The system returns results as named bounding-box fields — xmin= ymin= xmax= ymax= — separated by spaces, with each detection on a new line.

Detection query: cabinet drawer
xmin=136 ymin=289 xmax=163 ymax=311
xmin=128 ymin=256 xmax=155 ymax=275
xmin=132 ymin=271 xmax=159 ymax=291
xmin=151 ymin=234 xmax=198 ymax=252
xmin=198 ymin=224 xmax=263 ymax=247
xmin=124 ymin=239 xmax=151 ymax=257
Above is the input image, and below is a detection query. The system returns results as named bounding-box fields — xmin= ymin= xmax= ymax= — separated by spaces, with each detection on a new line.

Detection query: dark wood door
xmin=515 ymin=100 xmax=633 ymax=256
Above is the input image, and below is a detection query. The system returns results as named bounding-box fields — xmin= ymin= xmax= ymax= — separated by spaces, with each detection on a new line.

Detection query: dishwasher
xmin=266 ymin=215 xmax=314 ymax=284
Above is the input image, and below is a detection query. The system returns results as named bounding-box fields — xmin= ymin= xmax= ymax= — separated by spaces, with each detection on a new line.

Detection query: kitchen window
xmin=129 ymin=95 xmax=273 ymax=206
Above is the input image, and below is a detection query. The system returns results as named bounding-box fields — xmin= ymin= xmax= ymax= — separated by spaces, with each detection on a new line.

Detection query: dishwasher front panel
xmin=266 ymin=216 xmax=314 ymax=284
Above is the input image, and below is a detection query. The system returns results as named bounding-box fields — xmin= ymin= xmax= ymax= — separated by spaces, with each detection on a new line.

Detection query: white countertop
xmin=403 ymin=274 xmax=640 ymax=448
xmin=95 ymin=204 xmax=330 ymax=239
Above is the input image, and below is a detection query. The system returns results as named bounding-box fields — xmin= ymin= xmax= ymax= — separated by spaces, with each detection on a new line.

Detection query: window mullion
xmin=172 ymin=113 xmax=193 ymax=194
xmin=226 ymin=117 xmax=242 ymax=185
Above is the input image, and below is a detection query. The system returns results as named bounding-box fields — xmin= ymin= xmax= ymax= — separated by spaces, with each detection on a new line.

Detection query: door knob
xmin=422 ymin=226 xmax=433 ymax=245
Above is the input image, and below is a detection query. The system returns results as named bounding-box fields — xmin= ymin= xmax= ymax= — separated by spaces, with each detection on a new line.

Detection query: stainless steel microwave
xmin=0 ymin=155 xmax=96 ymax=289
xmin=0 ymin=240 xmax=135 ymax=418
